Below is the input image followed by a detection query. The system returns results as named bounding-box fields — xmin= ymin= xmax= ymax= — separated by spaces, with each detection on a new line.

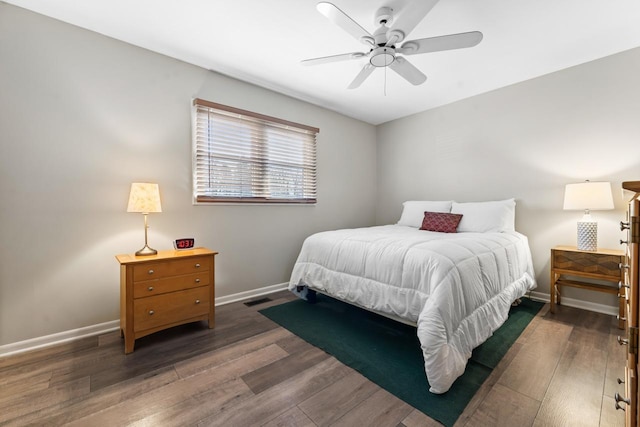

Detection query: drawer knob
xmin=618 ymin=336 xmax=629 ymax=346
xmin=617 ymin=314 xmax=627 ymax=322
xmin=148 ymin=310 xmax=155 ymax=315
xmin=195 ymin=263 xmax=201 ymax=268
xmin=619 ymin=281 xmax=630 ymax=290
xmin=617 ymin=378 xmax=625 ymax=384
xmin=621 ymin=221 xmax=630 ymax=231
xmin=620 ymin=239 xmax=629 ymax=245
xmin=148 ymin=269 xmax=154 ymax=275
xmin=148 ymin=286 xmax=154 ymax=291
xmin=195 ymin=278 xmax=201 ymax=283
xmin=619 ymin=263 xmax=629 ymax=270
xmin=615 ymin=392 xmax=630 ymax=411
xmin=195 ymin=299 xmax=201 ymax=304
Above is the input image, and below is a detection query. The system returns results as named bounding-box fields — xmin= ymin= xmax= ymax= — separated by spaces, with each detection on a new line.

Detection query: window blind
xmin=193 ymin=99 xmax=318 ymax=204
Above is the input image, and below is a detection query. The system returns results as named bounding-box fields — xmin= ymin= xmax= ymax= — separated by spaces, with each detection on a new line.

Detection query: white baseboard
xmin=529 ymin=291 xmax=617 ymax=316
xmin=215 ymin=282 xmax=289 ymax=306
xmin=1 ymin=285 xmax=616 ymax=358
xmin=0 ymin=320 xmax=121 ymax=359
xmin=0 ymin=282 xmax=290 ymax=358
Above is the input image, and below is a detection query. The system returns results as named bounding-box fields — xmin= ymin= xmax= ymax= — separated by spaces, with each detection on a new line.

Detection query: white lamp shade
xmin=127 ymin=183 xmax=162 ymax=213
xmin=563 ymin=181 xmax=614 ymax=211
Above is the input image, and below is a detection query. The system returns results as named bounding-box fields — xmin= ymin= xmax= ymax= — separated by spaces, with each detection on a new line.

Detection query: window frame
xmin=192 ymin=98 xmax=319 ymax=205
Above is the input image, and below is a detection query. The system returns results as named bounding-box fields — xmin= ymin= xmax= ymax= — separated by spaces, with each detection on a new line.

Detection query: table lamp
xmin=563 ymin=180 xmax=614 ymax=251
xmin=127 ymin=182 xmax=162 ymax=256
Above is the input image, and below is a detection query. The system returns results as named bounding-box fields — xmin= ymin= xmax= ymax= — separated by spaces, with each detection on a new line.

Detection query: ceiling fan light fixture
xmin=370 ymin=46 xmax=395 ymax=67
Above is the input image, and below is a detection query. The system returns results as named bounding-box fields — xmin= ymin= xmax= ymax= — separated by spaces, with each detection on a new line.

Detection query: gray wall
xmin=3 ymin=2 xmax=638 ymax=349
xmin=0 ymin=4 xmax=377 ymax=346
xmin=376 ymin=47 xmax=640 ymax=306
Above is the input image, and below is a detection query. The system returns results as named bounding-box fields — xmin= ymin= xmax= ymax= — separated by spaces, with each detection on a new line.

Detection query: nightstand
xmin=550 ymin=245 xmax=625 ymax=328
xmin=116 ymin=247 xmax=217 ymax=353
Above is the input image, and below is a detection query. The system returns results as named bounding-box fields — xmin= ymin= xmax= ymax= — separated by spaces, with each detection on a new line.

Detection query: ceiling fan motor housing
xmin=370 ymin=7 xmax=399 ymax=68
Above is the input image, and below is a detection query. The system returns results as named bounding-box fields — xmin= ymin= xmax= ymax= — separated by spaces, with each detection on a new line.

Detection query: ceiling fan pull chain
xmin=384 ymin=62 xmax=387 ymax=96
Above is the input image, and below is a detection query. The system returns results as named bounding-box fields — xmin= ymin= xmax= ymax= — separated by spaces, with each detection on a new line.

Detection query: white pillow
xmin=451 ymin=199 xmax=516 ymax=233
xmin=397 ymin=201 xmax=453 ymax=228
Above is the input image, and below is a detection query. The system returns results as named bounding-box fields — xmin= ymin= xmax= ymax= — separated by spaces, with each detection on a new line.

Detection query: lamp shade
xmin=127 ymin=183 xmax=162 ymax=213
xmin=563 ymin=181 xmax=614 ymax=211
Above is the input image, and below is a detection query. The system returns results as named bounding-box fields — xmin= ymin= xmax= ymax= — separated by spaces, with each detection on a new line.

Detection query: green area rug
xmin=259 ymin=294 xmax=543 ymax=427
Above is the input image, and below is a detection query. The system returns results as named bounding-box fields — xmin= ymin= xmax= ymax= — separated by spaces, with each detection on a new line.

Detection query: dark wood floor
xmin=0 ymin=291 xmax=627 ymax=426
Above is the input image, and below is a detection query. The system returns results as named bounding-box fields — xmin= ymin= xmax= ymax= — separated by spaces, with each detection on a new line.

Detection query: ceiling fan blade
xmin=301 ymin=52 xmax=365 ymax=66
xmin=389 ymin=57 xmax=427 ymax=86
xmin=317 ymin=2 xmax=374 ymax=45
xmin=398 ymin=31 xmax=483 ymax=55
xmin=347 ymin=63 xmax=375 ymax=89
xmin=389 ymin=0 xmax=440 ymax=40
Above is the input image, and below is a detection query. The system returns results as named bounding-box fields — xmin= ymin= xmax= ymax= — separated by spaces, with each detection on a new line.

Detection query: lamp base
xmin=135 ymin=244 xmax=158 ymax=256
xmin=577 ymin=221 xmax=597 ymax=251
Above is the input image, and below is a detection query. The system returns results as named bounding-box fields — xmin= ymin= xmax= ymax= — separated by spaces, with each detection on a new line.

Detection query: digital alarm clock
xmin=173 ymin=238 xmax=195 ymax=250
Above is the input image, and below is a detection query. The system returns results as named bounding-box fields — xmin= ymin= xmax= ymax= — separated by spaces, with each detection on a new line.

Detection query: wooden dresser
xmin=619 ymin=181 xmax=640 ymax=425
xmin=116 ymin=247 xmax=217 ymax=354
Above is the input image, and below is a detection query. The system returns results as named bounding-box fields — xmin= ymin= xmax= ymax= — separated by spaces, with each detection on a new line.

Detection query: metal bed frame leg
xmin=295 ymin=285 xmax=317 ymax=303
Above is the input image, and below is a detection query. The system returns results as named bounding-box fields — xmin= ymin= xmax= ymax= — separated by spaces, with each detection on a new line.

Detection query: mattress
xmin=288 ymin=224 xmax=536 ymax=393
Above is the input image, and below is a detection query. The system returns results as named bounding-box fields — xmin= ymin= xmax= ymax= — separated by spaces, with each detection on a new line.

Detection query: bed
xmin=288 ymin=199 xmax=536 ymax=394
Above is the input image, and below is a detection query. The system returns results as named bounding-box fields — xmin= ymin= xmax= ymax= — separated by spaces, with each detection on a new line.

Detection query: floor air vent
xmin=243 ymin=297 xmax=272 ymax=307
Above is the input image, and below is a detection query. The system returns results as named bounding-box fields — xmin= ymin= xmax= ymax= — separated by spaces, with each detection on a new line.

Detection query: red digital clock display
xmin=174 ymin=238 xmax=195 ymax=250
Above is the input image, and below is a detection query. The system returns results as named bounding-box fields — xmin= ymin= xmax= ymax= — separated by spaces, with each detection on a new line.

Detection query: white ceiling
xmin=6 ymin=0 xmax=640 ymax=124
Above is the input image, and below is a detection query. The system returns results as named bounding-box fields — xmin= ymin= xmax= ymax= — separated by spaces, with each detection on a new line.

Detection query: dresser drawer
xmin=552 ymin=249 xmax=623 ymax=280
xmin=132 ymin=256 xmax=210 ymax=282
xmin=133 ymin=286 xmax=210 ymax=333
xmin=133 ymin=272 xmax=209 ymax=298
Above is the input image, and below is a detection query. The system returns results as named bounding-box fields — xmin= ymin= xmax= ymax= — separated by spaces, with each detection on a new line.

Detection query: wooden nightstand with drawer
xmin=550 ymin=245 xmax=625 ymax=328
xmin=116 ymin=247 xmax=218 ymax=353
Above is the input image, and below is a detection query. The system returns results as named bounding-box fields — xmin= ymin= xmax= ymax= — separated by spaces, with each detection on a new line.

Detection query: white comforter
xmin=288 ymin=225 xmax=536 ymax=394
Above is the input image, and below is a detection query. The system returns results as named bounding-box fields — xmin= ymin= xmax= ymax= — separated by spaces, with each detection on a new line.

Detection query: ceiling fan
xmin=302 ymin=1 xmax=483 ymax=89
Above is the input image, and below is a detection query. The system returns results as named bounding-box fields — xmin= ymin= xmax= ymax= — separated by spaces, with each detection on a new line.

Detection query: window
xmin=192 ymin=99 xmax=318 ymax=204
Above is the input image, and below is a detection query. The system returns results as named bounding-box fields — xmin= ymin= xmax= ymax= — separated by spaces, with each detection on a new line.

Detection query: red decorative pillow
xmin=420 ymin=211 xmax=463 ymax=233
